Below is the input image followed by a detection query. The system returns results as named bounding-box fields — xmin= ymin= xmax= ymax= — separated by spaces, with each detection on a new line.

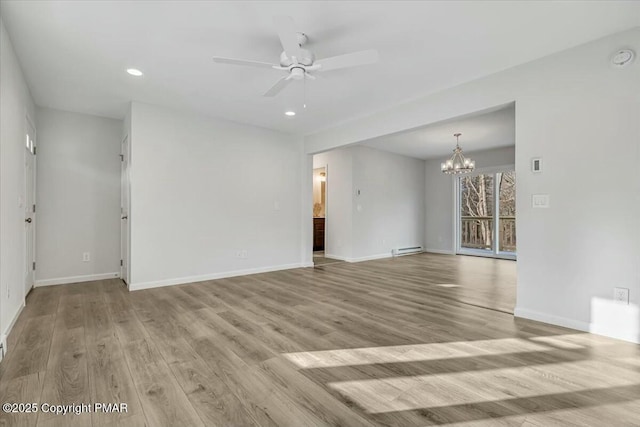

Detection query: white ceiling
xmin=360 ymin=103 xmax=515 ymax=159
xmin=2 ymin=1 xmax=639 ymax=135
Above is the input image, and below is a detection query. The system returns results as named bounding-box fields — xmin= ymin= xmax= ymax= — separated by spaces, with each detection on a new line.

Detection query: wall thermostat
xmin=531 ymin=157 xmax=542 ymax=173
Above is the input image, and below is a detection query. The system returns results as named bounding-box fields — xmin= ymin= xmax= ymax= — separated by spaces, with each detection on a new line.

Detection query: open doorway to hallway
xmin=312 ymin=165 xmax=341 ymax=266
xmin=312 ymin=166 xmax=326 ymax=252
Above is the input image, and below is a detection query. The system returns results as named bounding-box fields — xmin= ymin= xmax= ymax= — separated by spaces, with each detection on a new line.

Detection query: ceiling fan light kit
xmin=212 ymin=15 xmax=379 ymax=99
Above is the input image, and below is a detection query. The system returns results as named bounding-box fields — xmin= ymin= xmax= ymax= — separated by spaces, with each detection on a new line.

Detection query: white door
xmin=120 ymin=136 xmax=130 ymax=284
xmin=24 ymin=120 xmax=36 ymax=294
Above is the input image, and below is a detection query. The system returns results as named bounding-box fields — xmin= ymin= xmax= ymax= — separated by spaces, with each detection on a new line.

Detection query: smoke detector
xmin=610 ymin=49 xmax=635 ymax=68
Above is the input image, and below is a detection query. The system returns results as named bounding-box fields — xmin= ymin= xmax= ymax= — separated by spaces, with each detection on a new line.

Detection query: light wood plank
xmin=121 ymin=338 xmax=203 ymax=427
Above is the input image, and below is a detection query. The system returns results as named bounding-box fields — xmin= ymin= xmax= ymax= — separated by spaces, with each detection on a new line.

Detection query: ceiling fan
xmin=212 ymin=15 xmax=380 ymax=97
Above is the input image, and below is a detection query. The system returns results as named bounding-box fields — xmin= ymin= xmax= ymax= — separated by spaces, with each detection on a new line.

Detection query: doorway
xmin=24 ymin=116 xmax=36 ymax=295
xmin=456 ymin=169 xmax=516 ymax=259
xmin=312 ymin=166 xmax=340 ymax=266
xmin=312 ymin=167 xmax=327 ymax=257
xmin=120 ymin=136 xmax=130 ymax=285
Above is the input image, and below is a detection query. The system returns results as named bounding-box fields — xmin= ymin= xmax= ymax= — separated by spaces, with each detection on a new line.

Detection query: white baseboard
xmin=129 ymin=263 xmax=305 ymax=291
xmin=514 ymin=307 xmax=640 ymax=344
xmin=347 ymin=253 xmax=393 ymax=263
xmin=323 ymin=253 xmax=393 ymax=263
xmin=1 ymin=300 xmax=26 ymax=361
xmin=324 ymin=254 xmax=348 ymax=261
xmin=425 ymin=248 xmax=455 ymax=255
xmin=514 ymin=307 xmax=590 ymax=332
xmin=35 ymin=272 xmax=120 ymax=287
xmin=301 ymin=262 xmax=315 ymax=268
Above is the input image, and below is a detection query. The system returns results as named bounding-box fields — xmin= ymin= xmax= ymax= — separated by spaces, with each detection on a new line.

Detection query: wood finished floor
xmin=1 ymin=253 xmax=639 ymax=427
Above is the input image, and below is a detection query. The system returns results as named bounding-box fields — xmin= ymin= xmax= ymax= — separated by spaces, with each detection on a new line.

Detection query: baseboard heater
xmin=392 ymin=246 xmax=423 ymax=257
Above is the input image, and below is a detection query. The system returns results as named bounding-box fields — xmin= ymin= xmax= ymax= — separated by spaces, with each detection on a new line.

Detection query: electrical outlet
xmin=82 ymin=252 xmax=91 ymax=262
xmin=236 ymin=250 xmax=248 ymax=259
xmin=613 ymin=287 xmax=629 ymax=304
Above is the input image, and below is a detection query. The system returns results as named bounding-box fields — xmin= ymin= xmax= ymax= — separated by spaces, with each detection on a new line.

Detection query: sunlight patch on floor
xmin=528 ymin=334 xmax=587 ymax=349
xmin=327 ymin=359 xmax=640 ymax=413
xmin=283 ymin=338 xmax=553 ymax=369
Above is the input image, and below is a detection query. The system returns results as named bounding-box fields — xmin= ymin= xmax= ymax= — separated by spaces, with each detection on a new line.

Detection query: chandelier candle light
xmin=441 ymin=133 xmax=475 ymax=174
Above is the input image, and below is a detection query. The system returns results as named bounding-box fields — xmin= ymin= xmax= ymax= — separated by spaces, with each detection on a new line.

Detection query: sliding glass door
xmin=457 ymin=170 xmax=516 ymax=259
xmin=497 ymin=171 xmax=516 ymax=254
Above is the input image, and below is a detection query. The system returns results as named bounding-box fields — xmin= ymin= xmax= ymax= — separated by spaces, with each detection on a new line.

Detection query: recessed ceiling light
xmin=285 ymin=111 xmax=296 ymax=116
xmin=126 ymin=68 xmax=144 ymax=77
xmin=611 ymin=49 xmax=635 ymax=68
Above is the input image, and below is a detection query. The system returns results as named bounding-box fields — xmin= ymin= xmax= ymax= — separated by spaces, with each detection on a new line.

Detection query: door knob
xmin=25 ymin=218 xmax=32 ymax=223
xmin=121 ymin=216 xmax=128 ymax=220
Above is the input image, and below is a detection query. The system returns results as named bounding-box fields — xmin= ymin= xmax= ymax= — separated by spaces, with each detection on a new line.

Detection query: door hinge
xmin=32 ymin=261 xmax=36 ymax=270
xmin=33 ymin=146 xmax=37 ymax=155
xmin=120 ymin=259 xmax=123 ymax=266
xmin=33 ymin=204 xmax=36 ymax=213
xmin=120 ymin=154 xmax=124 ymax=161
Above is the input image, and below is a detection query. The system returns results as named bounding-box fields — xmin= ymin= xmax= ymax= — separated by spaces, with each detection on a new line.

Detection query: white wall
xmin=35 ymin=107 xmax=122 ymax=286
xmin=516 ymin=95 xmax=639 ymax=342
xmin=425 ymin=146 xmax=515 ymax=253
xmin=0 ymin=17 xmax=36 ymax=349
xmin=313 ymin=146 xmax=425 ymax=262
xmin=351 ymin=146 xmax=425 ymax=261
xmin=304 ymin=28 xmax=640 ymax=343
xmin=128 ymin=102 xmax=304 ymax=290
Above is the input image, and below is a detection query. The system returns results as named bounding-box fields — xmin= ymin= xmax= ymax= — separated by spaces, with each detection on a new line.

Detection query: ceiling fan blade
xmin=263 ymin=76 xmax=292 ymax=97
xmin=273 ymin=15 xmax=301 ymax=61
xmin=212 ymin=57 xmax=277 ymax=69
xmin=316 ymin=49 xmax=379 ymax=72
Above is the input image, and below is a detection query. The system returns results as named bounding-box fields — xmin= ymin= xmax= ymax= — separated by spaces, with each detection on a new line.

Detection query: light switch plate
xmin=532 ymin=194 xmax=550 ymax=208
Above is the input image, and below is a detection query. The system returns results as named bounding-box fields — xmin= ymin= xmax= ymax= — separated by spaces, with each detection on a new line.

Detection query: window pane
xmin=460 ymin=174 xmax=494 ymax=250
xmin=498 ymin=171 xmax=516 ymax=252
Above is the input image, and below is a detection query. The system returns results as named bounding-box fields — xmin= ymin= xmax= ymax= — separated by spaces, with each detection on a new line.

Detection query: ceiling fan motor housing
xmin=280 ymin=48 xmax=315 ymax=67
xmin=290 ymin=67 xmax=306 ymax=80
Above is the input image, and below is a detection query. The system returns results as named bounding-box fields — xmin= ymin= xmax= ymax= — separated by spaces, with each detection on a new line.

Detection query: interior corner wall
xmin=122 ymin=103 xmax=132 ymax=284
xmin=424 ymin=146 xmax=515 ymax=254
xmin=35 ymin=107 xmax=122 ymax=285
xmin=0 ymin=17 xmax=36 ymax=344
xmin=300 ymin=152 xmax=314 ymax=267
xmin=128 ymin=102 xmax=303 ymax=290
xmin=305 ymin=27 xmax=640 ymax=343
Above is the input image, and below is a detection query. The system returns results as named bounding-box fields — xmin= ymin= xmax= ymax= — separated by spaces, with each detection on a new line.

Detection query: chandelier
xmin=441 ymin=133 xmax=475 ymax=174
